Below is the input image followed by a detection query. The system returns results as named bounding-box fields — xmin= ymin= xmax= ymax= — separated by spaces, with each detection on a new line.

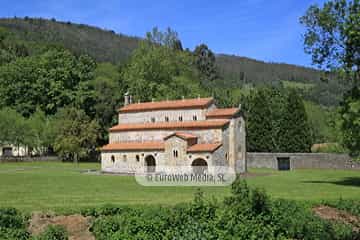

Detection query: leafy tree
xmin=0 ymin=108 xmax=30 ymax=156
xmin=92 ymin=63 xmax=126 ymax=142
xmin=122 ymin=41 xmax=207 ymax=102
xmin=0 ymin=49 xmax=96 ymax=116
xmin=301 ymin=0 xmax=360 ymax=156
xmin=300 ymin=0 xmax=359 ymax=82
xmin=0 ymin=27 xmax=7 ymax=46
xmin=53 ymin=107 xmax=100 ymax=163
xmin=278 ymin=90 xmax=312 ymax=152
xmin=340 ymin=86 xmax=360 ymax=157
xmin=193 ymin=44 xmax=218 ymax=83
xmin=27 ymin=108 xmax=54 ymax=155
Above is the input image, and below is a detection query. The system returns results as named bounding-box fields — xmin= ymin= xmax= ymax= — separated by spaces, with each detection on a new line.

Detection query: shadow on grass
xmin=303 ymin=177 xmax=360 ymax=187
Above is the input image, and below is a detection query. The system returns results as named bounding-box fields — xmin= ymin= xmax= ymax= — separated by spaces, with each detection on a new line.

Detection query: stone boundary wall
xmin=0 ymin=156 xmax=60 ymax=163
xmin=247 ymin=152 xmax=360 ymax=170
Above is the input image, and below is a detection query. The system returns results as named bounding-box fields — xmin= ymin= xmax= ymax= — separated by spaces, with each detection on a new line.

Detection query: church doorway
xmin=145 ymin=155 xmax=156 ymax=172
xmin=191 ymin=158 xmax=208 ymax=174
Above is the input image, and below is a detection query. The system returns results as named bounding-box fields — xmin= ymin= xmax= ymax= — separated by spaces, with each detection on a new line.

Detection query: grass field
xmin=0 ymin=162 xmax=359 ymax=212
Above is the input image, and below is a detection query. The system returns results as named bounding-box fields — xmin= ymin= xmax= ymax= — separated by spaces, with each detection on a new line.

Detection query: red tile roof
xmin=206 ymin=108 xmax=240 ymax=119
xmin=164 ymin=132 xmax=197 ymax=140
xmin=187 ymin=143 xmax=222 ymax=153
xmin=119 ymin=97 xmax=214 ymax=113
xmin=101 ymin=142 xmax=164 ymax=151
xmin=109 ymin=120 xmax=229 ymax=132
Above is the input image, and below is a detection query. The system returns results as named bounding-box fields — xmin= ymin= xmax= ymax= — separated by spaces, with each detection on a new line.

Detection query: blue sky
xmin=1 ymin=0 xmax=326 ymax=67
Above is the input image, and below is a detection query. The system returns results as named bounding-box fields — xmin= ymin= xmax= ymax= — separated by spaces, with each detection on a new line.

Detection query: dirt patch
xmin=313 ymin=205 xmax=360 ymax=232
xmin=28 ymin=212 xmax=95 ymax=240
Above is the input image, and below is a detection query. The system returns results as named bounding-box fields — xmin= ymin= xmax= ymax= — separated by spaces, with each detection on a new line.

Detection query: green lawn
xmin=0 ymin=162 xmax=359 ymax=212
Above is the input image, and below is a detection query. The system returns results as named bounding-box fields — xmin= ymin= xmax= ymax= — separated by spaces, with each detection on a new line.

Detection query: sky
xmin=0 ymin=0 xmax=327 ymax=67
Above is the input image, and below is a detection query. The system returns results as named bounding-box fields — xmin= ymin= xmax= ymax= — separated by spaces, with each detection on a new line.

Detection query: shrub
xmin=89 ymin=180 xmax=359 ymax=240
xmin=326 ymin=199 xmax=360 ymax=217
xmin=0 ymin=208 xmax=25 ymax=229
xmin=251 ymin=188 xmax=270 ymax=215
xmin=80 ymin=204 xmax=129 ymax=217
xmin=37 ymin=225 xmax=68 ymax=240
xmin=0 ymin=227 xmax=30 ymax=240
xmin=0 ymin=208 xmax=30 ymax=240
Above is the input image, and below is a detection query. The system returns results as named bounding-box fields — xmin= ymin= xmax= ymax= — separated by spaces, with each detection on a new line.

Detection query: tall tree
xmin=278 ymin=90 xmax=312 ymax=152
xmin=301 ymin=0 xmax=360 ymax=157
xmin=193 ymin=44 xmax=218 ymax=83
xmin=0 ymin=49 xmax=96 ymax=116
xmin=92 ymin=63 xmax=126 ymax=142
xmin=53 ymin=107 xmax=100 ymax=163
xmin=27 ymin=108 xmax=54 ymax=155
xmin=0 ymin=108 xmax=30 ymax=155
xmin=340 ymin=86 xmax=360 ymax=156
xmin=122 ymin=41 xmax=207 ymax=102
xmin=246 ymin=88 xmax=274 ymax=152
xmin=146 ymin=27 xmax=183 ymax=50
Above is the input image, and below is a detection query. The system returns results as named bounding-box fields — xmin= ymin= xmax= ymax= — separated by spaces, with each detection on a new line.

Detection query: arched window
xmin=111 ymin=155 xmax=115 ymax=163
xmin=173 ymin=150 xmax=178 ymax=158
xmin=151 ymin=117 xmax=155 ymax=123
xmin=179 ymin=116 xmax=183 ymax=121
xmin=136 ymin=155 xmax=140 ymax=162
xmin=123 ymin=154 xmax=127 ymax=162
xmin=193 ymin=115 xmax=197 ymax=121
xmin=165 ymin=116 xmax=169 ymax=122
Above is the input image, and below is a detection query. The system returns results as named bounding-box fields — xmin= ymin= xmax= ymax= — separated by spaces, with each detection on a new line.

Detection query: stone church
xmin=101 ymin=94 xmax=246 ymax=173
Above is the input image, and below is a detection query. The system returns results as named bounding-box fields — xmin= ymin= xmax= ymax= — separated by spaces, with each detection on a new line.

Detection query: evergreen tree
xmin=193 ymin=44 xmax=218 ymax=83
xmin=268 ymin=87 xmax=287 ymax=152
xmin=278 ymin=90 xmax=312 ymax=152
xmin=246 ymin=88 xmax=274 ymax=152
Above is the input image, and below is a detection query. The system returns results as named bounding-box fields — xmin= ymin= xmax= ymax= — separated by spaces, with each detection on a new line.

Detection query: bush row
xmin=88 ymin=179 xmax=359 ymax=240
xmin=1 ymin=178 xmax=359 ymax=239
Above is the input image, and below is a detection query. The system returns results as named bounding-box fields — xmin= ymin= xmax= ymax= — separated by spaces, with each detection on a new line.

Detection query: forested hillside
xmin=0 ymin=17 xmax=349 ymax=106
xmin=0 ymin=16 xmax=350 ymax=159
xmin=0 ymin=17 xmax=141 ymax=63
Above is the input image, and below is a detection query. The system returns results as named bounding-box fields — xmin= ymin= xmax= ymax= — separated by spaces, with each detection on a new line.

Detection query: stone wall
xmin=0 ymin=156 xmax=59 ymax=162
xmin=101 ymin=149 xmax=219 ymax=173
xmin=118 ymin=104 xmax=217 ymax=124
xmin=246 ymin=152 xmax=360 ymax=170
xmin=102 ymin=150 xmax=165 ymax=173
xmin=109 ymin=128 xmax=224 ymax=144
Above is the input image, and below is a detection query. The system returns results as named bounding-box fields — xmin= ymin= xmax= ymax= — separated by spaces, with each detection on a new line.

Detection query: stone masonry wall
xmin=247 ymin=152 xmax=360 ymax=170
xmin=109 ymin=128 xmax=223 ymax=144
xmin=118 ymin=105 xmax=217 ymax=124
xmin=102 ymin=151 xmax=165 ymax=173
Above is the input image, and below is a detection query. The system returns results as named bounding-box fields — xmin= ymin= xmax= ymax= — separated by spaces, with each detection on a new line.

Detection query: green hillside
xmin=0 ymin=17 xmax=349 ymax=106
xmin=0 ymin=17 xmax=141 ymax=63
